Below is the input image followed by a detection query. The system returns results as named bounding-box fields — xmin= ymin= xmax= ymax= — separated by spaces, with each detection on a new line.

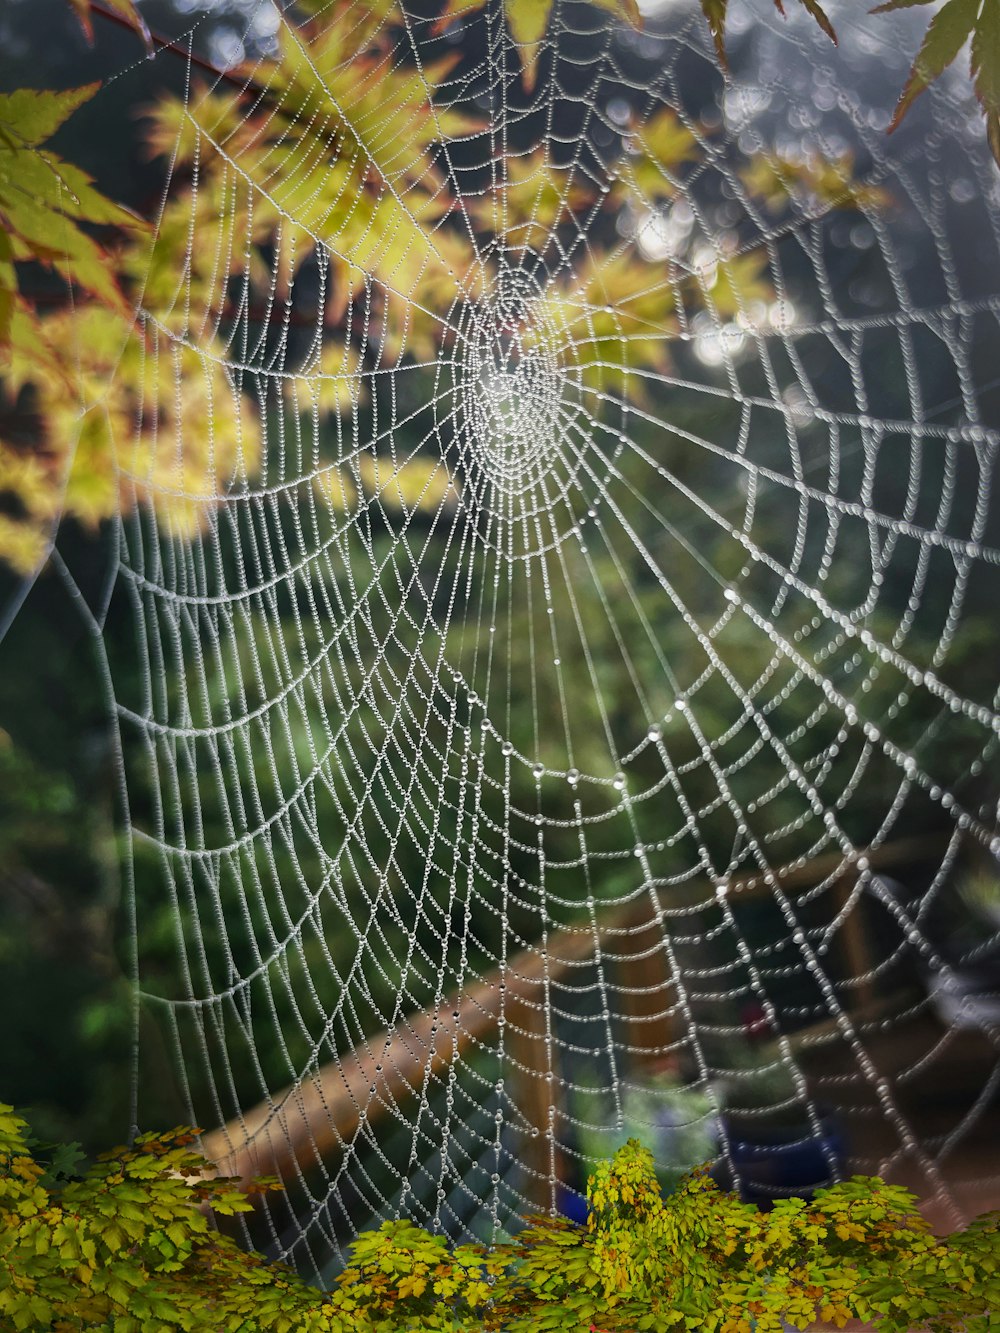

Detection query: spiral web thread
xmin=88 ymin=0 xmax=1000 ymax=1279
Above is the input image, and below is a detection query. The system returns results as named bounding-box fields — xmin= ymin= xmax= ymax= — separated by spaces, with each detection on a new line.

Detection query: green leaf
xmin=0 ymin=84 xmax=99 ymax=147
xmin=794 ymin=0 xmax=838 ymax=46
xmin=48 ymin=1141 xmax=86 ymax=1180
xmin=0 ymin=229 xmax=14 ymax=355
xmin=988 ymin=107 xmax=1000 ymax=165
xmin=887 ymin=0 xmax=981 ymax=130
xmin=0 ymin=82 xmax=137 ymax=355
xmin=971 ymin=0 xmax=1000 ymax=115
xmin=870 ymin=0 xmax=936 ymax=11
xmin=703 ymin=0 xmax=836 ymax=69
xmin=874 ymin=0 xmax=1000 ymax=161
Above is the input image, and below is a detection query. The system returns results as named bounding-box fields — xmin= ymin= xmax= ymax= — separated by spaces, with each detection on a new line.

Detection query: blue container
xmin=557 ymin=1183 xmax=590 ymax=1224
xmin=723 ymin=1114 xmax=846 ymax=1206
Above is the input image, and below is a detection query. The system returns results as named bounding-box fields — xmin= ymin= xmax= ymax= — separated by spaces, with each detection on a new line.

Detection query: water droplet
xmin=567 ymin=767 xmax=580 ymax=786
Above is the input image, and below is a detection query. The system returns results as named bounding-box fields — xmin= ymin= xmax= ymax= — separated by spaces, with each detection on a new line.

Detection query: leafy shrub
xmin=2 ymin=1102 xmax=998 ymax=1331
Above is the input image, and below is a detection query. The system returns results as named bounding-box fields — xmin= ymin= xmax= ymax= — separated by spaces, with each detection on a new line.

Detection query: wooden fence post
xmin=506 ymin=989 xmax=561 ymax=1213
xmin=615 ymin=898 xmax=678 ymax=1076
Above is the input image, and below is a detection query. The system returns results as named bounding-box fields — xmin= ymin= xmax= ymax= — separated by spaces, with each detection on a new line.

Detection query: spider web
xmin=82 ymin=0 xmax=1000 ymax=1279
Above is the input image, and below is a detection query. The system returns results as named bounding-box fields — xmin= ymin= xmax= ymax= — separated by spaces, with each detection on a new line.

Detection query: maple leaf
xmin=872 ymin=0 xmax=1000 ymax=166
xmin=0 ymin=84 xmax=140 ymax=362
xmin=437 ymin=0 xmax=642 ymax=90
xmin=740 ymin=150 xmax=893 ymax=216
xmin=697 ymin=0 xmax=836 ymax=71
xmin=63 ymin=0 xmax=151 ymax=51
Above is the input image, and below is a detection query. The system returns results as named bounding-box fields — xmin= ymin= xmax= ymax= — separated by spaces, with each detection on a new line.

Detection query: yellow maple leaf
xmin=437 ymin=0 xmax=642 ymax=90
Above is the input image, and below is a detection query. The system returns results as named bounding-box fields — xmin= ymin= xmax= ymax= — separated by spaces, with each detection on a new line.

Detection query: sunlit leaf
xmin=618 ymin=108 xmax=699 ymax=204
xmin=703 ymin=250 xmax=773 ymax=320
xmin=0 ymin=84 xmax=99 ymax=147
xmin=438 ymin=0 xmax=641 ymax=86
xmin=284 ymin=342 xmax=363 ymax=418
xmin=506 ymin=0 xmax=551 ymax=92
xmin=313 ymin=467 xmax=358 ymax=514
xmin=468 ymin=146 xmax=598 ymax=241
xmin=539 ymin=249 xmax=679 ymax=403
xmin=0 ymin=83 xmax=139 ymax=350
xmin=0 ymin=230 xmax=15 ymax=353
xmin=0 ymin=298 xmax=260 ymax=572
xmin=358 ymin=454 xmax=459 ymax=515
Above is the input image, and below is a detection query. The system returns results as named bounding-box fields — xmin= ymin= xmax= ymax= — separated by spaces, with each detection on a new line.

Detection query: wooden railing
xmin=199 ymin=833 xmax=949 ymax=1187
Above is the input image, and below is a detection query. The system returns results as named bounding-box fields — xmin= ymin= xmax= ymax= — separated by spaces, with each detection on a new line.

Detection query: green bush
xmin=1 ymin=1102 xmax=998 ymax=1331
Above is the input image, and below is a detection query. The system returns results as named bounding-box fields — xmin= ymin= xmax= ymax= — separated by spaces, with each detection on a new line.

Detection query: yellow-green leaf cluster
xmin=539 ymin=249 xmax=680 ymax=407
xmin=1 ymin=299 xmax=260 ymax=573
xmin=741 ymin=150 xmax=893 ymax=217
xmin=138 ymin=1 xmax=482 ymax=352
xmin=617 ymin=108 xmax=700 ymax=204
xmin=468 ymin=146 xmax=600 ymax=249
xmin=0 ymin=1103 xmax=332 ymax=1332
xmin=3 ymin=1112 xmax=999 ymax=1332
